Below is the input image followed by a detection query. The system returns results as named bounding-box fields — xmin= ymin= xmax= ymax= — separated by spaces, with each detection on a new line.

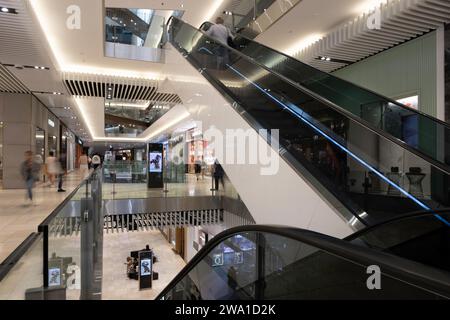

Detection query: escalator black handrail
xmin=201 ymin=20 xmax=450 ymax=131
xmin=168 ymin=16 xmax=450 ymax=176
xmin=345 ymin=208 xmax=450 ymax=242
xmin=156 ymin=225 xmax=450 ymax=300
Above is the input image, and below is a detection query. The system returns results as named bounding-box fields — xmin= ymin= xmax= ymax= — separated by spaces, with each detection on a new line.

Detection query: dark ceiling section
xmin=64 ymin=79 xmax=182 ymax=103
xmin=105 ymin=113 xmax=149 ymax=128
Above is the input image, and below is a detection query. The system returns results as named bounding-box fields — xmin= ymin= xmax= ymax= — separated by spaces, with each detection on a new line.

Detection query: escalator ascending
xmin=168 ymin=17 xmax=450 ymax=227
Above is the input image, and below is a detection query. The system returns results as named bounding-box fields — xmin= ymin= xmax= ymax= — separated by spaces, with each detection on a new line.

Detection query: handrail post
xmin=42 ymin=225 xmax=49 ymax=288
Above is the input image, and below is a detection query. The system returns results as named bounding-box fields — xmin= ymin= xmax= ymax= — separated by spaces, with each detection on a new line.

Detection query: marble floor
xmin=102 ymin=230 xmax=186 ymax=300
xmin=0 ymin=170 xmax=89 ymax=262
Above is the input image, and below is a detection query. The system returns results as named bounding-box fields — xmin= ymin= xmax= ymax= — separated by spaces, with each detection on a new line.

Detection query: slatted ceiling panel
xmin=0 ymin=0 xmax=44 ymax=61
xmin=0 ymin=64 xmax=30 ymax=93
xmin=144 ymin=87 xmax=154 ymax=100
xmin=62 ymin=76 xmax=183 ymax=104
xmin=294 ymin=0 xmax=450 ymax=73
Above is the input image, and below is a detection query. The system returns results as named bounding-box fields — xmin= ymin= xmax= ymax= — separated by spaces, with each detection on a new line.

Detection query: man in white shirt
xmin=205 ymin=17 xmax=230 ymax=45
xmin=205 ymin=17 xmax=233 ymax=69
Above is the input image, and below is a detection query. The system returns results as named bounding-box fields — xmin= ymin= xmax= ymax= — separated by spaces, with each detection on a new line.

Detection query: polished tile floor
xmin=102 ymin=230 xmax=186 ymax=300
xmin=0 ymin=171 xmax=89 ymax=262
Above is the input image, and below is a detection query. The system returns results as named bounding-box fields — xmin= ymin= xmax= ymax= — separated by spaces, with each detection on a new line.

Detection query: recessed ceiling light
xmin=0 ymin=7 xmax=17 ymax=14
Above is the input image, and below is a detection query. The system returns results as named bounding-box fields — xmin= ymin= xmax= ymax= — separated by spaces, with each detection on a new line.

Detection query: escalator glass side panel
xmin=231 ymin=32 xmax=450 ymax=169
xmin=160 ymin=231 xmax=447 ymax=300
xmin=168 ymin=17 xmax=450 ymax=225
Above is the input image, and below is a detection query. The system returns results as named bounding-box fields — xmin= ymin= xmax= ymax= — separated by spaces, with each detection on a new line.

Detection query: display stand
xmin=148 ymin=144 xmax=164 ymax=189
xmin=138 ymin=250 xmax=153 ymax=290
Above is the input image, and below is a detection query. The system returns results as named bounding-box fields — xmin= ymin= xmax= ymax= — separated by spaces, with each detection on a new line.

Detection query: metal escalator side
xmin=156 ymin=225 xmax=450 ymax=300
xmin=168 ymin=17 xmax=450 ymax=227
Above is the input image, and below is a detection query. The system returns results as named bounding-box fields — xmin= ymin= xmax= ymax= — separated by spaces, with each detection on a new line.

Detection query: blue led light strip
xmin=224 ymin=63 xmax=450 ymax=227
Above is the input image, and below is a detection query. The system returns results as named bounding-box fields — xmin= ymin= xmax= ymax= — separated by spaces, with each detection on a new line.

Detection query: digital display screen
xmin=48 ymin=268 xmax=61 ymax=287
xmin=140 ymin=258 xmax=152 ymax=276
xmin=149 ymin=152 xmax=163 ymax=173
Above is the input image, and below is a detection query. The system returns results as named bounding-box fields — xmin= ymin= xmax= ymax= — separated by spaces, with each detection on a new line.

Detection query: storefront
xmin=47 ymin=116 xmax=58 ymax=157
xmin=75 ymin=138 xmax=84 ymax=169
xmin=185 ymin=128 xmax=214 ymax=175
xmin=61 ymin=126 xmax=76 ymax=172
xmin=160 ymin=227 xmax=185 ymax=259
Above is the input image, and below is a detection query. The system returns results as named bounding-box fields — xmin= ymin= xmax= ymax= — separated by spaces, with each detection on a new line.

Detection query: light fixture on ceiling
xmin=1 ymin=7 xmax=17 ymax=14
xmin=3 ymin=63 xmax=49 ymax=70
xmin=319 ymin=56 xmax=331 ymax=61
xmin=317 ymin=56 xmax=353 ymax=65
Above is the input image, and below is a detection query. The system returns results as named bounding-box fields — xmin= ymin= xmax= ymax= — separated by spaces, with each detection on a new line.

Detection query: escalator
xmin=167 ymin=16 xmax=450 ymax=227
xmin=200 ymin=21 xmax=450 ymax=175
xmin=156 ymin=224 xmax=450 ymax=300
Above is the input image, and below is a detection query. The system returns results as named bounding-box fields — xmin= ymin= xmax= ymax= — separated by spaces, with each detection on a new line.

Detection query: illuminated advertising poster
xmin=149 ymin=152 xmax=163 ymax=173
xmin=48 ymin=267 xmax=61 ymax=287
xmin=140 ymin=258 xmax=152 ymax=276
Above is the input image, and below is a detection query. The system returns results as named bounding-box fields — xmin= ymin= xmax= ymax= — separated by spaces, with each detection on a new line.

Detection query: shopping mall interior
xmin=0 ymin=0 xmax=450 ymax=301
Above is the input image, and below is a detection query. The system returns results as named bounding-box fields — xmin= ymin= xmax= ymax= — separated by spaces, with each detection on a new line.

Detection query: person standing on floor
xmin=56 ymin=153 xmax=66 ymax=192
xmin=213 ymin=160 xmax=225 ymax=191
xmin=20 ymin=151 xmax=40 ymax=205
xmin=45 ymin=151 xmax=58 ymax=186
xmin=194 ymin=158 xmax=202 ymax=181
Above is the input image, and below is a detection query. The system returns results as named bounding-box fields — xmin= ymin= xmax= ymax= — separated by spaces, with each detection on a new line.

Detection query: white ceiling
xmin=255 ymin=0 xmax=387 ymax=55
xmin=0 ymin=0 xmax=227 ymax=142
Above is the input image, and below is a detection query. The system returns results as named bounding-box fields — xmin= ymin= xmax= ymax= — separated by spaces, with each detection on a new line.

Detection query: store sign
xmin=48 ymin=119 xmax=55 ymax=127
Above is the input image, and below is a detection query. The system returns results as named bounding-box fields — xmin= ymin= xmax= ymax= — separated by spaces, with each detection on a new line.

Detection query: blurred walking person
xmin=79 ymin=152 xmax=89 ymax=178
xmin=20 ymin=151 xmax=40 ymax=205
xmin=45 ymin=151 xmax=58 ymax=186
